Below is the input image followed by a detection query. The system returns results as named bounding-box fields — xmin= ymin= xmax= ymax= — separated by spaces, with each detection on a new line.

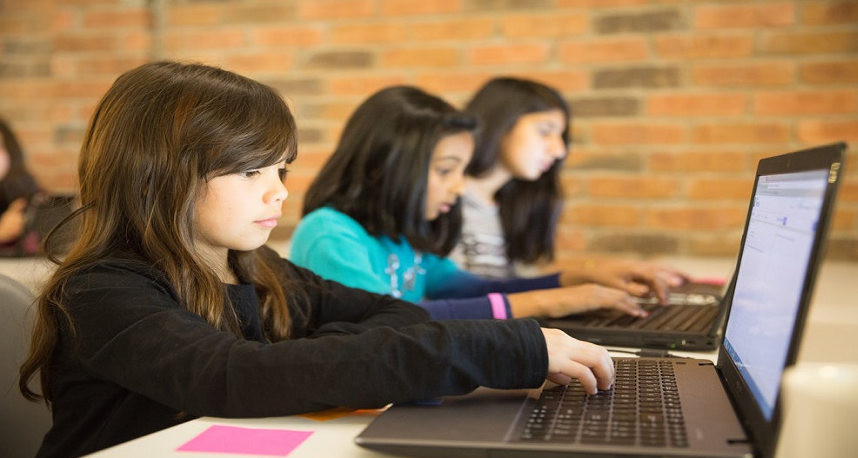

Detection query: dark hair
xmin=465 ymin=77 xmax=571 ymax=264
xmin=0 ymin=117 xmax=40 ymax=210
xmin=302 ymin=86 xmax=477 ymax=256
xmin=20 ymin=61 xmax=303 ymax=404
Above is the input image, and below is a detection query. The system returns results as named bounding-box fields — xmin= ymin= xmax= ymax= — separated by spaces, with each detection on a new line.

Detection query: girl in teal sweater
xmin=290 ymin=86 xmax=668 ymax=321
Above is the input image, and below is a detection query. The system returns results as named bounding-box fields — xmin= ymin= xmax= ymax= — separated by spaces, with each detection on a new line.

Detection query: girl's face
xmin=498 ymin=109 xmax=567 ymax=181
xmin=0 ymin=132 xmax=9 ymax=180
xmin=194 ymin=160 xmax=288 ymax=260
xmin=425 ymin=131 xmax=474 ymax=221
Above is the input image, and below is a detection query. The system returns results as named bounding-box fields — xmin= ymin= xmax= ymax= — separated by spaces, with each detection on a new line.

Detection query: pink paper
xmin=177 ymin=425 xmax=313 ymax=457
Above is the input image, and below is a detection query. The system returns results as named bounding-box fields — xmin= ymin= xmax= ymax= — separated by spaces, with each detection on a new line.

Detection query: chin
xmin=231 ymin=239 xmax=270 ymax=252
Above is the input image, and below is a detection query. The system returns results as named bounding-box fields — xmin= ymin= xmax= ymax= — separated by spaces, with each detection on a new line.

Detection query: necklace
xmin=384 ymin=253 xmax=426 ymax=298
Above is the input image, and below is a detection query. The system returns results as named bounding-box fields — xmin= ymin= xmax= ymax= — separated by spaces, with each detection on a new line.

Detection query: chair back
xmin=0 ymin=273 xmax=51 ymax=458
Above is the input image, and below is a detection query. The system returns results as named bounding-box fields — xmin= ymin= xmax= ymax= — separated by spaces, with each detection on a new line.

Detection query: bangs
xmin=205 ymin=83 xmax=298 ymax=178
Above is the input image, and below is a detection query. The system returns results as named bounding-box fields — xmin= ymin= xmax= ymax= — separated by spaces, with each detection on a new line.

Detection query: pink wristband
xmin=488 ymin=293 xmax=507 ymax=320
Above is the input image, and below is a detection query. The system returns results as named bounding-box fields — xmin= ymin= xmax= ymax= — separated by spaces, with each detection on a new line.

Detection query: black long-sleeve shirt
xmin=37 ymin=247 xmax=548 ymax=457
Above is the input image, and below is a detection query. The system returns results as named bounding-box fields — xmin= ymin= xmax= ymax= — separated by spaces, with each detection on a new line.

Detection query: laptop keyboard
xmin=519 ymin=359 xmax=688 ymax=448
xmin=582 ymin=297 xmax=720 ymax=332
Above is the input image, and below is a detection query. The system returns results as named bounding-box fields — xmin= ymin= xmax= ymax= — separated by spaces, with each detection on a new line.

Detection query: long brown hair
xmin=20 ymin=61 xmax=300 ymax=404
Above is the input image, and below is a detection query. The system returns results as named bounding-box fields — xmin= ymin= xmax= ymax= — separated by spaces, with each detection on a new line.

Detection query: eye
xmin=435 ymin=168 xmax=454 ymax=177
xmin=278 ymin=166 xmax=288 ymax=181
xmin=238 ymin=170 xmax=261 ymax=179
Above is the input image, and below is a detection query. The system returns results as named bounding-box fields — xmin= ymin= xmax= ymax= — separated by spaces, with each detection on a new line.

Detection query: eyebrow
xmin=434 ymin=155 xmax=464 ymax=162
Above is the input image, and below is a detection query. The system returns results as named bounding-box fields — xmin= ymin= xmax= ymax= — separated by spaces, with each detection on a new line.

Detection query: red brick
xmin=590 ymin=123 xmax=687 ymax=145
xmin=691 ymin=123 xmax=791 ymax=144
xmin=553 ymin=229 xmax=588 ymax=254
xmin=219 ymin=4 xmax=295 ymax=25
xmin=121 ymin=30 xmax=151 ymax=52
xmin=297 ymin=0 xmax=374 ymax=20
xmin=252 ymin=26 xmax=325 ymax=47
xmin=803 ymin=1 xmax=858 ymax=25
xmin=800 ymin=60 xmax=858 ymax=84
xmin=655 ymin=34 xmax=754 ymax=59
xmin=306 ymin=101 xmax=362 ymax=122
xmin=328 ymin=75 xmax=409 ymax=96
xmin=53 ymin=55 xmax=150 ymax=76
xmin=647 ymin=93 xmax=747 ymax=116
xmin=516 ymin=71 xmax=590 ymax=93
xmin=53 ymin=80 xmax=114 ymax=99
xmin=292 ymin=149 xmax=333 ymax=170
xmin=797 ymin=121 xmax=858 ymax=143
xmin=649 ymin=151 xmax=750 ymax=173
xmin=563 ymin=203 xmax=642 ymax=226
xmin=51 ymin=10 xmax=76 ymax=31
xmin=754 ymin=90 xmax=858 ymax=115
xmin=331 ymin=23 xmax=409 ymax=44
xmin=222 ymin=52 xmax=295 ymax=75
xmin=500 ymin=12 xmax=588 ymax=38
xmin=694 ymin=3 xmax=795 ymax=29
xmin=167 ymin=4 xmax=222 ymax=27
xmin=760 ymin=31 xmax=858 ymax=54
xmin=467 ymin=43 xmax=552 ymax=66
xmin=838 ymin=181 xmax=858 ymax=203
xmin=647 ymin=206 xmax=747 ymax=230
xmin=557 ymin=0 xmax=651 ymax=7
xmin=688 ymin=178 xmax=753 ymax=200
xmin=380 ymin=0 xmax=462 ymax=16
xmin=559 ymin=38 xmax=649 ymax=63
xmin=163 ymin=29 xmax=246 ymax=52
xmin=383 ymin=47 xmax=460 ymax=68
xmin=414 ymin=72 xmax=498 ymax=95
xmin=82 ymin=8 xmax=151 ymax=29
xmin=691 ymin=62 xmax=796 ymax=86
xmin=587 ymin=176 xmax=681 ymax=199
xmin=411 ymin=18 xmax=495 ymax=41
xmin=54 ymin=32 xmax=124 ymax=52
xmin=831 ymin=208 xmax=856 ymax=230
xmin=688 ymin=236 xmax=742 ymax=258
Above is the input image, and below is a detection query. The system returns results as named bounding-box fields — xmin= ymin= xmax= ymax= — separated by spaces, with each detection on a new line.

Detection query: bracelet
xmin=487 ymin=293 xmax=508 ymax=320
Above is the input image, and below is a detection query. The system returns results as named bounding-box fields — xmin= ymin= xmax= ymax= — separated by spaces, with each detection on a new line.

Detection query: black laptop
xmin=355 ymin=142 xmax=845 ymax=458
xmin=541 ymin=275 xmax=734 ymax=351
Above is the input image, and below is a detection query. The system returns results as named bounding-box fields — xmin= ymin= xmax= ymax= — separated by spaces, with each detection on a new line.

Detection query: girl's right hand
xmin=540 ymin=327 xmax=614 ymax=395
xmin=507 ymin=283 xmax=647 ymax=319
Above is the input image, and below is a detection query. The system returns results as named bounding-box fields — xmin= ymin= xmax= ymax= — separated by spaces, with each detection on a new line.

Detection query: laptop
xmin=355 ymin=142 xmax=845 ymax=458
xmin=541 ymin=276 xmax=734 ymax=351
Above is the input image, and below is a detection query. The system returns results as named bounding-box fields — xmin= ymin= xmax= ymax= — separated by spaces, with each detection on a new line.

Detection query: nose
xmin=265 ymin=176 xmax=289 ymax=204
xmin=550 ymin=134 xmax=567 ymax=160
xmin=451 ymin=172 xmax=467 ymax=197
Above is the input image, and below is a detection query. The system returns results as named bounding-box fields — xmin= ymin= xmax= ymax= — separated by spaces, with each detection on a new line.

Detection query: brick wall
xmin=1 ymin=0 xmax=856 ymax=261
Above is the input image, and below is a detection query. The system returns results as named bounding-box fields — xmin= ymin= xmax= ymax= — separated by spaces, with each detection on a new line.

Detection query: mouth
xmin=255 ymin=216 xmax=281 ymax=228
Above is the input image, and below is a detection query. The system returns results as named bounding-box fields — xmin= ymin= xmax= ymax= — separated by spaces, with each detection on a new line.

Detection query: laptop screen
xmin=722 ymin=169 xmax=830 ymax=421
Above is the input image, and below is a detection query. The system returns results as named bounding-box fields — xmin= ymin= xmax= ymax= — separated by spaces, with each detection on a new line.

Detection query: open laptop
xmin=542 ymin=273 xmax=734 ymax=351
xmin=355 ymin=142 xmax=845 ymax=458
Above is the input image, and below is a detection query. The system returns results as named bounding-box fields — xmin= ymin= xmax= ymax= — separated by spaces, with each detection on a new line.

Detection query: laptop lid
xmin=716 ymin=142 xmax=845 ymax=458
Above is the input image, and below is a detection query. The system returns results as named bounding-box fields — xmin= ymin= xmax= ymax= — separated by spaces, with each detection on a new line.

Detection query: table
xmin=67 ymin=258 xmax=858 ymax=457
